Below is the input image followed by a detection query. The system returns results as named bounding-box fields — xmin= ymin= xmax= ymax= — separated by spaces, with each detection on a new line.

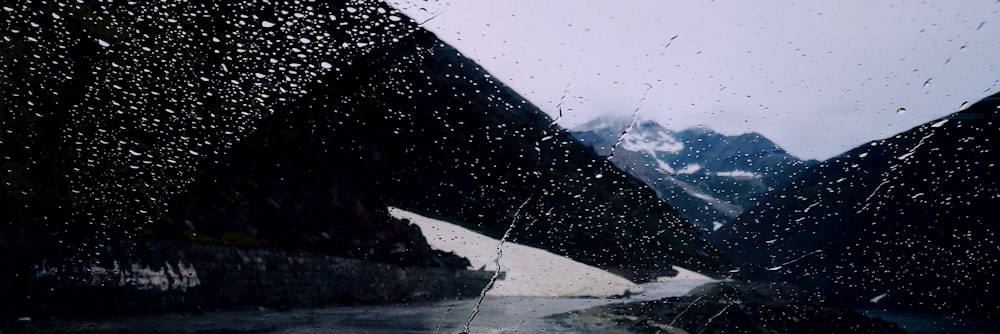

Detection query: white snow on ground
xmin=389 ymin=207 xmax=645 ymax=297
xmin=642 ymin=266 xmax=719 ymax=300
xmin=656 ymin=266 xmax=713 ymax=282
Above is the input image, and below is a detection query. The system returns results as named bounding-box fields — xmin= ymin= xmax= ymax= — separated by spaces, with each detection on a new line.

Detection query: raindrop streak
xmin=549 ymin=72 xmax=577 ymax=125
xmin=607 ymin=83 xmax=654 ymax=162
xmin=670 ymin=294 xmax=708 ymax=326
xmin=664 ymin=34 xmax=679 ymax=48
xmin=858 ymin=179 xmax=891 ymax=213
xmin=699 ymin=302 xmax=735 ymax=334
xmin=765 ymin=249 xmax=823 ymax=271
xmin=460 ymin=196 xmax=533 ymax=334
xmin=418 ymin=8 xmax=448 ymax=27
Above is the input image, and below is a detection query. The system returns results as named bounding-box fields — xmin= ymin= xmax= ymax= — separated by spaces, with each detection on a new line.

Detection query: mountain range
xmin=572 ymin=116 xmax=815 ymax=232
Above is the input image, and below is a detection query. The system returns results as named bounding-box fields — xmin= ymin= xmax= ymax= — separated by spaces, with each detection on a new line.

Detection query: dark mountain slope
xmin=0 ymin=0 xmax=730 ymax=285
xmin=712 ymin=93 xmax=1000 ymax=317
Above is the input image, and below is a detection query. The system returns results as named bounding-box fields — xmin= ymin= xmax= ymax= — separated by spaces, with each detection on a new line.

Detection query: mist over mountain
xmin=712 ymin=93 xmax=1000 ymax=318
xmin=572 ymin=116 xmax=815 ymax=232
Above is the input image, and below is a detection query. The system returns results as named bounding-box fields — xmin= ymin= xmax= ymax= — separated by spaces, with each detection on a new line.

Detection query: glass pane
xmin=2 ymin=1 xmax=997 ymax=333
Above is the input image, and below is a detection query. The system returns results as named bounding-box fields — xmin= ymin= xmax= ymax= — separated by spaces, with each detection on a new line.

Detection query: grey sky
xmin=391 ymin=0 xmax=999 ymax=160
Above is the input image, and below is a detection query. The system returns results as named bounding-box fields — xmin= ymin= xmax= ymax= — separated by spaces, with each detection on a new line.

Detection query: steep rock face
xmin=712 ymin=93 xmax=1000 ymax=317
xmin=0 ymin=0 xmax=731 ymax=285
xmin=573 ymin=118 xmax=814 ymax=232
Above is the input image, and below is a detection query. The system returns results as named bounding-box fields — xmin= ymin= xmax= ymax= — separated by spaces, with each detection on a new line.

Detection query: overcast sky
xmin=392 ymin=0 xmax=999 ymax=160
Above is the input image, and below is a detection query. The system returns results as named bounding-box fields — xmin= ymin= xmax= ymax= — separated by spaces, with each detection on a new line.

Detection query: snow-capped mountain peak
xmin=621 ymin=122 xmax=685 ymax=157
xmin=575 ymin=117 xmax=685 ymax=171
xmin=571 ymin=115 xmax=814 ymax=232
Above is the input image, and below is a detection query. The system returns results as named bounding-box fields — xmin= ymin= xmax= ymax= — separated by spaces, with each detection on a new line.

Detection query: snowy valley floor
xmin=388 ymin=207 xmax=713 ymax=298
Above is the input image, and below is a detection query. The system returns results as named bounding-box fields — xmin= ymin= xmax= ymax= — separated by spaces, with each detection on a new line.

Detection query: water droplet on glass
xmin=320 ymin=62 xmax=332 ymax=69
xmin=261 ymin=21 xmax=275 ymax=28
xmin=959 ymin=101 xmax=970 ymax=110
xmin=922 ymin=78 xmax=932 ymax=88
xmin=896 ymin=107 xmax=907 ymax=114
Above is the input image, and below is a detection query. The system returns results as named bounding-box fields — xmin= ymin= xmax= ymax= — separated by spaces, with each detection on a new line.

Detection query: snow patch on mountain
xmin=688 ymin=190 xmax=718 ymax=202
xmin=664 ymin=176 xmax=743 ymax=218
xmin=716 ymin=170 xmax=761 ymax=179
xmin=389 ymin=207 xmax=643 ymax=297
xmin=676 ymin=164 xmax=702 ymax=174
xmin=622 ymin=129 xmax=684 ymax=155
xmin=654 ymin=158 xmax=676 ymax=174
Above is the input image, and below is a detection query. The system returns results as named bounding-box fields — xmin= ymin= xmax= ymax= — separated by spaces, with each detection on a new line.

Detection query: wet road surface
xmin=19 ymin=280 xmax=711 ymax=333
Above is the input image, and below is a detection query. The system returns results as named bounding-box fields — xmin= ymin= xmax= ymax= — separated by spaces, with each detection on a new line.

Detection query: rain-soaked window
xmin=2 ymin=1 xmax=998 ymax=333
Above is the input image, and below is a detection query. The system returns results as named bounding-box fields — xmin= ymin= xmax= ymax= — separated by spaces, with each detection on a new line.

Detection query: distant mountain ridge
xmin=572 ymin=116 xmax=815 ymax=232
xmin=712 ymin=92 xmax=1000 ymax=318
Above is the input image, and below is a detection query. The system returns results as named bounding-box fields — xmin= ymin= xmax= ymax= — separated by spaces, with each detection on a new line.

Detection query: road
xmin=18 ymin=280 xmax=711 ymax=333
